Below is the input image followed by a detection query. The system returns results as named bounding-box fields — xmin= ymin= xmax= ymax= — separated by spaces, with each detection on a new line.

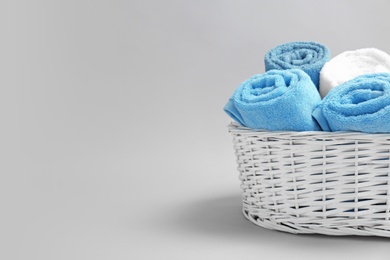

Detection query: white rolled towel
xmin=319 ymin=48 xmax=390 ymax=98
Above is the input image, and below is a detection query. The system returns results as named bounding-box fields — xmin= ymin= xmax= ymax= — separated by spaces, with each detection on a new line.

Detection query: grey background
xmin=3 ymin=0 xmax=390 ymax=259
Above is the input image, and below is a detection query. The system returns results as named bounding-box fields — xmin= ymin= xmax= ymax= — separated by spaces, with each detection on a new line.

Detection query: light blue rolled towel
xmin=312 ymin=73 xmax=390 ymax=133
xmin=224 ymin=69 xmax=321 ymax=131
xmin=265 ymin=41 xmax=330 ymax=89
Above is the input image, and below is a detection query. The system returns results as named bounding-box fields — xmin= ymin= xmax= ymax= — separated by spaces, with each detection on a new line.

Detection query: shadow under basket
xmin=228 ymin=123 xmax=390 ymax=237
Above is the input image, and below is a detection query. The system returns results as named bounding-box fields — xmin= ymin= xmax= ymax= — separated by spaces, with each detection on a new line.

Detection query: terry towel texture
xmin=313 ymin=73 xmax=390 ymax=133
xmin=319 ymin=48 xmax=390 ymax=98
xmin=265 ymin=41 xmax=330 ymax=89
xmin=224 ymin=69 xmax=321 ymax=131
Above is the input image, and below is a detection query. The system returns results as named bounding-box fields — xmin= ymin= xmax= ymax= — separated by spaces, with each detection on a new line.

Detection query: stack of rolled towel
xmin=224 ymin=41 xmax=390 ymax=133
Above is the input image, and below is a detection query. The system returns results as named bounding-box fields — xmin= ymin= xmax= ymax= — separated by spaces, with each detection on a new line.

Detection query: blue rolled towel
xmin=224 ymin=69 xmax=321 ymax=131
xmin=265 ymin=41 xmax=330 ymax=89
xmin=312 ymin=73 xmax=390 ymax=133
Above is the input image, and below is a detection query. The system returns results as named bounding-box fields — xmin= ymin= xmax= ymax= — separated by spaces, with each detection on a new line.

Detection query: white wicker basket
xmin=228 ymin=123 xmax=390 ymax=237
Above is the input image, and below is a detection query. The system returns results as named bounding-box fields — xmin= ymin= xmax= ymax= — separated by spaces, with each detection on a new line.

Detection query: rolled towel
xmin=265 ymin=41 xmax=330 ymax=89
xmin=224 ymin=69 xmax=321 ymax=131
xmin=319 ymin=48 xmax=390 ymax=98
xmin=313 ymin=73 xmax=390 ymax=133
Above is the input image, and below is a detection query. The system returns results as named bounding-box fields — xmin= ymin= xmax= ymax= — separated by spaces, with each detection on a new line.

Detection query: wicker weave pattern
xmin=228 ymin=123 xmax=390 ymax=237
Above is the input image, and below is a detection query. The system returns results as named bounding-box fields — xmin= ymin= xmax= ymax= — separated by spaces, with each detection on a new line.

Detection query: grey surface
xmin=2 ymin=0 xmax=390 ymax=259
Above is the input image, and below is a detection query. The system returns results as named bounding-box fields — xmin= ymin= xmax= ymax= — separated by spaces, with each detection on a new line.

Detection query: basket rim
xmin=227 ymin=122 xmax=390 ymax=139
